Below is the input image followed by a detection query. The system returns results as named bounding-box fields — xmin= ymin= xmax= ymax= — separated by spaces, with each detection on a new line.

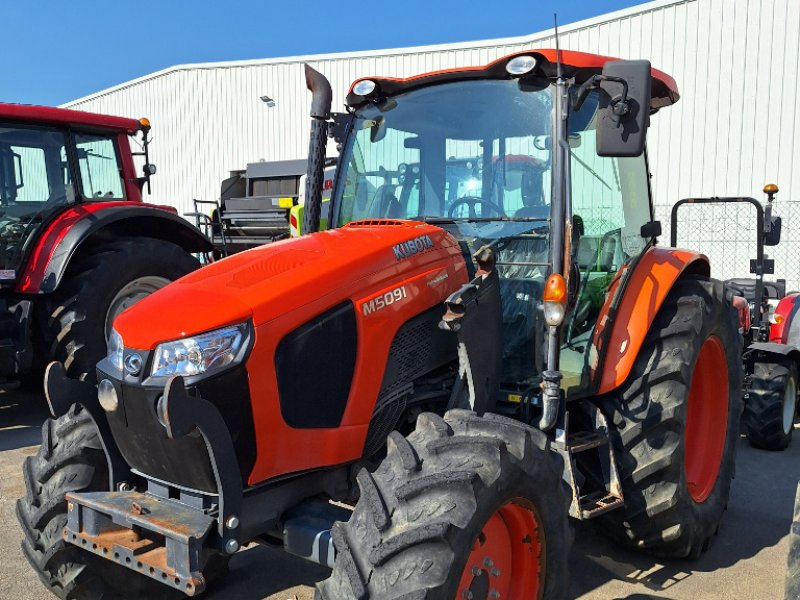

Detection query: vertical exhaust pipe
xmin=302 ymin=64 xmax=333 ymax=235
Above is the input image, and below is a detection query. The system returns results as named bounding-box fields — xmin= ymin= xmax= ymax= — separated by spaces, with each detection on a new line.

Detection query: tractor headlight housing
xmin=150 ymin=323 xmax=250 ymax=380
xmin=108 ymin=328 xmax=124 ymax=371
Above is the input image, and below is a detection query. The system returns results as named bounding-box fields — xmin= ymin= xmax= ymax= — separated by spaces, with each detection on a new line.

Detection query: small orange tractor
xmin=20 ymin=49 xmax=741 ymax=599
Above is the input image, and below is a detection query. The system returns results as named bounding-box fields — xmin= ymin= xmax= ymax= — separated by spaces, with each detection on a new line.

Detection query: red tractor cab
xmin=0 ymin=103 xmax=211 ymax=387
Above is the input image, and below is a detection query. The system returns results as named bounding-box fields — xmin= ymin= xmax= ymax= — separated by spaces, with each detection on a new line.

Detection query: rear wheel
xmin=316 ymin=410 xmax=571 ymax=600
xmin=598 ymin=277 xmax=742 ymax=558
xmin=44 ymin=238 xmax=199 ymax=382
xmin=744 ymin=359 xmax=797 ymax=451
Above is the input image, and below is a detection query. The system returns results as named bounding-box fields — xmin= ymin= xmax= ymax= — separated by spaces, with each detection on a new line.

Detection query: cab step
xmin=578 ymin=490 xmax=624 ymax=518
xmin=556 ymin=404 xmax=624 ymax=520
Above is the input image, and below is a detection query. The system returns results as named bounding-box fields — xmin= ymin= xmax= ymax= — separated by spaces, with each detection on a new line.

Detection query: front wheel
xmin=316 ymin=410 xmax=572 ymax=600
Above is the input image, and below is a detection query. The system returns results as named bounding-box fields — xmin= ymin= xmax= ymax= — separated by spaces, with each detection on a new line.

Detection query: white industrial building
xmin=64 ymin=0 xmax=800 ymax=285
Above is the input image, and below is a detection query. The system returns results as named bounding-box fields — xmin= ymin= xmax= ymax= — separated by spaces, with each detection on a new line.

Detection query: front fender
xmin=594 ymin=246 xmax=710 ymax=395
xmin=44 ymin=361 xmax=131 ymax=489
xmin=771 ymin=294 xmax=800 ymax=346
xmin=18 ymin=202 xmax=211 ymax=294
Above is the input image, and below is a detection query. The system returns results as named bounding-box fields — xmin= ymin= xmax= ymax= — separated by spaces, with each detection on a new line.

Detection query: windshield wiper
xmin=570 ymin=151 xmax=612 ymax=191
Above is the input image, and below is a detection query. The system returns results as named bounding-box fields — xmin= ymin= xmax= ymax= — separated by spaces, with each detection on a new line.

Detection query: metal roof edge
xmin=62 ymin=0 xmax=693 ymax=107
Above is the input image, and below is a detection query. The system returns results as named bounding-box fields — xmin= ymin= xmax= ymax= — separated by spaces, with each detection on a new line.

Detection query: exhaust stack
xmin=302 ymin=64 xmax=333 ymax=235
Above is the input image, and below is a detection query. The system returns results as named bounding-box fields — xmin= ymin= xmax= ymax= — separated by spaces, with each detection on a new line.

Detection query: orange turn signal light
xmin=543 ymin=273 xmax=567 ymax=303
xmin=775 ymin=314 xmax=785 ymax=324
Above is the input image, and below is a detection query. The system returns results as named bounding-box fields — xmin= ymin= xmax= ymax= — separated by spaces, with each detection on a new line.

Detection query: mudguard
xmin=594 ymin=246 xmax=710 ymax=395
xmin=747 ymin=341 xmax=800 ymax=367
xmin=18 ymin=202 xmax=211 ymax=294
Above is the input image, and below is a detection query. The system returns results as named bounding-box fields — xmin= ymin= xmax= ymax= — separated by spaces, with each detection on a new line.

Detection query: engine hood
xmin=114 ymin=221 xmax=462 ymax=350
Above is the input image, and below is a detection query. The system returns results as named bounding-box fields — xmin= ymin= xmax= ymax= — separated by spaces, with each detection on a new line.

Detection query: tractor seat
xmin=576 ymin=236 xmax=617 ymax=272
xmin=372 ymin=185 xmax=401 ymax=218
xmin=724 ymin=277 xmax=786 ymax=302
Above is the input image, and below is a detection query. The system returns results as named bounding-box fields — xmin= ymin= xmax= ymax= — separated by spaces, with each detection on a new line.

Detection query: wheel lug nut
xmin=483 ymin=557 xmax=494 ymax=568
xmin=491 ymin=567 xmax=501 ymax=577
xmin=462 ymin=591 xmax=473 ymax=599
xmin=471 ymin=566 xmax=481 ymax=576
xmin=489 ymin=590 xmax=500 ymax=599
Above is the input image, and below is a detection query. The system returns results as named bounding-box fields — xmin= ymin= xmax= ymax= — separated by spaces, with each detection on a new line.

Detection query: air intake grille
xmin=346 ymin=219 xmax=411 ymax=227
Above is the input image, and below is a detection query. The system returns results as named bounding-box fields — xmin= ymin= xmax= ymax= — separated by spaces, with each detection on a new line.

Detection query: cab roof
xmin=0 ymin=103 xmax=141 ymax=133
xmin=347 ymin=49 xmax=679 ymax=110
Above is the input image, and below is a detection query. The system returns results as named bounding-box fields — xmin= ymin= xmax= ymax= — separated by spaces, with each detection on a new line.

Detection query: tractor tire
xmin=787 ymin=482 xmax=800 ymax=599
xmin=44 ymin=238 xmax=199 ymax=382
xmin=16 ymin=404 xmax=174 ymax=599
xmin=744 ymin=359 xmax=798 ymax=451
xmin=598 ymin=277 xmax=742 ymax=559
xmin=316 ymin=409 xmax=572 ymax=600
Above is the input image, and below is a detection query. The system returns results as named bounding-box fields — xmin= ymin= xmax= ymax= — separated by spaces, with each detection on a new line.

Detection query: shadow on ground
xmin=568 ymin=430 xmax=800 ymax=599
xmin=0 ymin=389 xmax=49 ymax=452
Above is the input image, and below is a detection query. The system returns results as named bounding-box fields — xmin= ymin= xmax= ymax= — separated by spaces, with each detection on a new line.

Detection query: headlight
xmin=151 ymin=324 xmax=248 ymax=379
xmin=108 ymin=328 xmax=124 ymax=371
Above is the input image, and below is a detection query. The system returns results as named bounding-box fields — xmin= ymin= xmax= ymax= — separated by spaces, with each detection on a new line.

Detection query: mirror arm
xmin=572 ymin=74 xmax=603 ymax=111
xmin=573 ymin=74 xmax=631 ymax=121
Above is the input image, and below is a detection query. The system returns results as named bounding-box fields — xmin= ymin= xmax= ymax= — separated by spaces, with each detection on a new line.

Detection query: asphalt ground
xmin=1 ymin=389 xmax=796 ymax=600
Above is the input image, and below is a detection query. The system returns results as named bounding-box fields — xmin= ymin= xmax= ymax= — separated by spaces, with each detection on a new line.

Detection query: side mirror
xmin=596 ymin=60 xmax=652 ymax=157
xmin=765 ymin=216 xmax=782 ymax=246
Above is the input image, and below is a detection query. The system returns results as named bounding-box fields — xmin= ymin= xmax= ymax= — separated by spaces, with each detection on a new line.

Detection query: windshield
xmin=334 ymin=78 xmax=653 ymax=395
xmin=337 ymin=79 xmax=553 ymax=224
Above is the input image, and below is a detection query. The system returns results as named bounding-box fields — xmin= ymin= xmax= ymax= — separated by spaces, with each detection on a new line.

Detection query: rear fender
xmin=746 ymin=341 xmax=800 ymax=368
xmin=18 ymin=203 xmax=212 ymax=294
xmin=594 ymin=246 xmax=710 ymax=395
xmin=770 ymin=294 xmax=800 ymax=346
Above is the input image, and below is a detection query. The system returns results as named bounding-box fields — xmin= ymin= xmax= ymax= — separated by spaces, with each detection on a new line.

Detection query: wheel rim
xmin=783 ymin=375 xmax=797 ymax=435
xmin=104 ymin=276 xmax=171 ymax=342
xmin=684 ymin=335 xmax=729 ymax=503
xmin=456 ymin=500 xmax=542 ymax=600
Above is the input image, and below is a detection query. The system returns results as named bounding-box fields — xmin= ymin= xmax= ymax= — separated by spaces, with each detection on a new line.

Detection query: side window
xmin=570 ymin=131 xmax=650 ymax=258
xmin=10 ymin=147 xmax=49 ymax=202
xmin=562 ymin=117 xmax=651 ymax=397
xmin=74 ymin=133 xmax=125 ymax=199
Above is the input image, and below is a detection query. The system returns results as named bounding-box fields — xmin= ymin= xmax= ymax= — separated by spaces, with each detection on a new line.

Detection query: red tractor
xmin=0 ymin=104 xmax=211 ymax=387
xmin=21 ymin=51 xmax=741 ymax=599
xmin=672 ymin=188 xmax=800 ymax=450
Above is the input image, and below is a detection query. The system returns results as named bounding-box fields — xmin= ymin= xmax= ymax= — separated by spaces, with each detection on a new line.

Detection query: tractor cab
xmin=0 ymin=105 xmax=154 ymax=286
xmin=327 ymin=51 xmax=671 ymax=398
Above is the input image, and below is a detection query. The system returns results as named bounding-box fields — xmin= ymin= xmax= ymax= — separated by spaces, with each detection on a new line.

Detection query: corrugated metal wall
xmin=65 ymin=0 xmax=800 ymax=284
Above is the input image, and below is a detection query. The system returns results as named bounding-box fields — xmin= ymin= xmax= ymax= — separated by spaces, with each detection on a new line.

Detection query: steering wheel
xmin=447 ymin=196 xmax=505 ymax=219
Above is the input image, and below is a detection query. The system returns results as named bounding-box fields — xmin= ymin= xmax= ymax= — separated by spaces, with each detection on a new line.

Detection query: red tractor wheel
xmin=316 ymin=410 xmax=571 ymax=600
xmin=599 ymin=277 xmax=742 ymax=558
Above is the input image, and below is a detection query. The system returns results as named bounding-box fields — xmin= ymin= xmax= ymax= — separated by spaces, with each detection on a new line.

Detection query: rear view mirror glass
xmin=596 ymin=60 xmax=652 ymax=157
xmin=765 ymin=216 xmax=782 ymax=246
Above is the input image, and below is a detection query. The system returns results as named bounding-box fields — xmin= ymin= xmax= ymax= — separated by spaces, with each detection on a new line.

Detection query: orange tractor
xmin=21 ymin=49 xmax=741 ymax=599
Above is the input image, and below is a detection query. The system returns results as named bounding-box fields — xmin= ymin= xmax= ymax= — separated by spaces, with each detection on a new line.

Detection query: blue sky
xmin=4 ymin=0 xmax=643 ymax=106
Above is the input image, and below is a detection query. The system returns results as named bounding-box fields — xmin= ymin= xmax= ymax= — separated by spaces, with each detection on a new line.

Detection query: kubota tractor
xmin=20 ymin=50 xmax=741 ymax=599
xmin=0 ymin=104 xmax=211 ymax=387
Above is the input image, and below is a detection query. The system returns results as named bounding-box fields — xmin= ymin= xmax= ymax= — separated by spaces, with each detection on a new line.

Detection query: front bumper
xmin=65 ymin=490 xmax=215 ymax=595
